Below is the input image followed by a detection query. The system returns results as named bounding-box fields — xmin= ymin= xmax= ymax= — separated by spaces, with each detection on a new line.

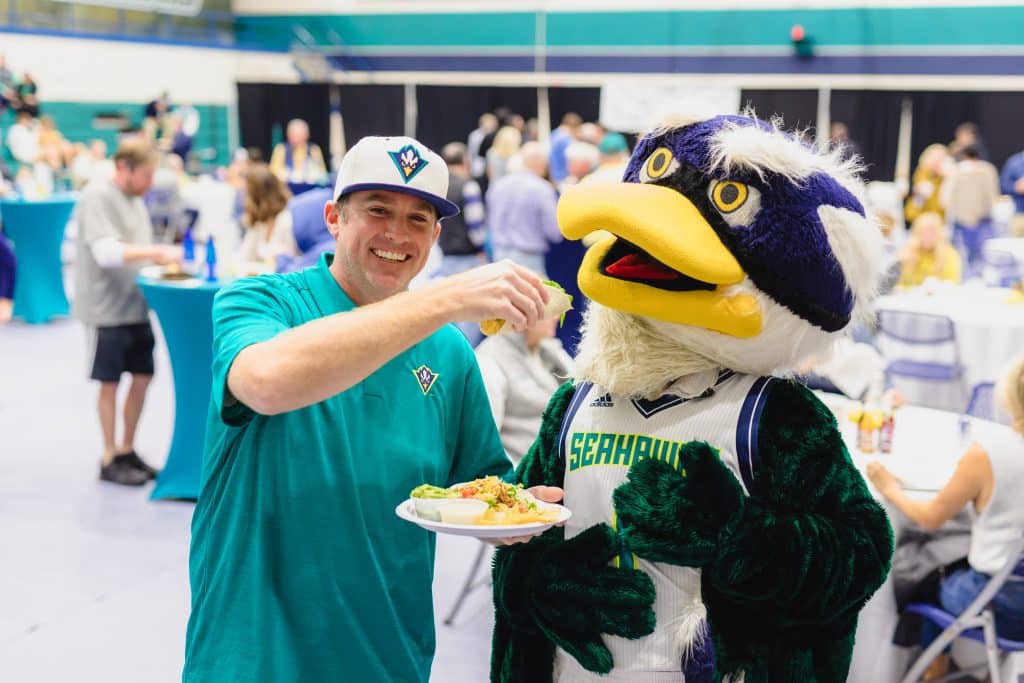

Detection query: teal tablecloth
xmin=139 ymin=275 xmax=224 ymax=501
xmin=1 ymin=195 xmax=76 ymax=324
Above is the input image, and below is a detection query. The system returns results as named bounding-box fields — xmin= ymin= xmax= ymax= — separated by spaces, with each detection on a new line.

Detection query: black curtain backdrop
xmin=415 ymin=86 xmax=538 ymax=152
xmin=236 ymin=83 xmax=330 ymax=163
xmin=831 ymin=90 xmax=904 ymax=182
xmin=909 ymin=91 xmax=1024 ymax=170
xmin=549 ymin=87 xmax=601 ymax=126
xmin=338 ymin=85 xmax=405 ymax=146
xmin=739 ymin=89 xmax=819 ymax=133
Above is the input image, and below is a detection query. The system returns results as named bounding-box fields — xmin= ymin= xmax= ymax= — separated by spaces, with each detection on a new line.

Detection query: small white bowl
xmin=438 ymin=499 xmax=489 ymax=525
xmin=413 ymin=497 xmax=454 ymax=521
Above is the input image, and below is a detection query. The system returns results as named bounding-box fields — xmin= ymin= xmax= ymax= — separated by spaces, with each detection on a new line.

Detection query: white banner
xmin=599 ymin=81 xmax=741 ymax=133
xmin=52 ymin=0 xmax=204 ymax=17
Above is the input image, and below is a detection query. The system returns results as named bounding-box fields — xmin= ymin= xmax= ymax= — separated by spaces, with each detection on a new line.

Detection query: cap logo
xmin=389 ymin=144 xmax=428 ymax=184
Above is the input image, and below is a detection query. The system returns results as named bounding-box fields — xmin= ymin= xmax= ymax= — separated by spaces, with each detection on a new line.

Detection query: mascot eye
xmin=708 ymin=180 xmax=761 ymax=228
xmin=639 ymin=147 xmax=679 ymax=182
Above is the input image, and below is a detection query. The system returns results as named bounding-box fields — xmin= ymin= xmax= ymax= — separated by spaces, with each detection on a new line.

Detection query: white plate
xmin=395 ymin=499 xmax=571 ymax=539
xmin=138 ymin=264 xmax=203 ymax=286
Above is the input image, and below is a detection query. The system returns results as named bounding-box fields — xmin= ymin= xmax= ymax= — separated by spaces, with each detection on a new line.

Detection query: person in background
xmin=436 ymin=142 xmax=488 ymax=344
xmin=476 ymin=316 xmax=574 ymax=464
xmin=274 ymin=186 xmax=334 ymax=273
xmin=905 ymin=144 xmax=950 ymax=225
xmin=485 ymin=125 xmax=522 ymax=184
xmin=828 ymin=121 xmax=861 ymax=162
xmin=948 ymin=121 xmax=990 ymax=162
xmin=15 ymin=72 xmax=39 ymax=117
xmin=6 ymin=110 xmax=40 ymax=166
xmin=73 ymin=138 xmax=182 ymax=486
xmin=558 ymin=140 xmax=600 ymax=192
xmin=585 ymin=132 xmax=631 ymax=185
xmin=486 ymin=141 xmax=562 ymax=277
xmin=898 ymin=212 xmax=962 ymax=288
xmin=1000 ymin=142 xmax=1024 ymax=237
xmin=182 ymin=135 xmax=559 ymax=682
xmin=0 ymin=53 xmax=18 ymax=114
xmin=577 ymin=121 xmax=604 ymax=146
xmin=0 ymin=231 xmax=14 ymax=324
xmin=941 ymin=145 xmax=1000 ymax=273
xmin=269 ymin=118 xmax=327 ymax=185
xmin=867 ymin=352 xmax=1024 ymax=681
xmin=548 ymin=112 xmax=582 ymax=184
xmin=467 ymin=112 xmax=498 ymax=180
xmin=237 ymin=163 xmax=298 ymax=268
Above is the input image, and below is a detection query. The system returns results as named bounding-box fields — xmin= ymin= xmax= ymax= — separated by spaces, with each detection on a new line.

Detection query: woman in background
xmin=486 ymin=126 xmax=522 ymax=185
xmin=236 ymin=163 xmax=298 ymax=269
xmin=905 ymin=144 xmax=950 ymax=225
xmin=898 ymin=211 xmax=962 ymax=288
xmin=868 ymin=352 xmax=1024 ymax=680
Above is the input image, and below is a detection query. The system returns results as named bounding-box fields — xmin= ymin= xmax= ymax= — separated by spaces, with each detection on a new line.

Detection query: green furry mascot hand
xmin=612 ymin=443 xmax=744 ymax=568
xmin=493 ymin=523 xmax=657 ymax=675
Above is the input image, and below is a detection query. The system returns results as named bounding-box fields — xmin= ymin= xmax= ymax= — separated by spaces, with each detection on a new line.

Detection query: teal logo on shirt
xmin=413 ymin=365 xmax=439 ymax=395
xmin=389 ymin=145 xmax=427 ymax=184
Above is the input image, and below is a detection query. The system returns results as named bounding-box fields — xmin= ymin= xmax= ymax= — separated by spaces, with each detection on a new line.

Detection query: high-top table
xmin=0 ymin=195 xmax=76 ymax=324
xmin=138 ymin=272 xmax=225 ymax=500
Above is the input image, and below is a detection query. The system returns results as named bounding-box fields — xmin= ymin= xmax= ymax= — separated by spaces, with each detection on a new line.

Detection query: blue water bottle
xmin=182 ymin=228 xmax=195 ymax=272
xmin=205 ymin=235 xmax=217 ymax=282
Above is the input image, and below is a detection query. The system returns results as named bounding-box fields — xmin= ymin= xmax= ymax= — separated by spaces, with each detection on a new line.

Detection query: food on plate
xmin=410 ymin=483 xmax=458 ymax=521
xmin=480 ymin=280 xmax=573 ymax=336
xmin=408 ymin=476 xmax=562 ymax=525
xmin=161 ymin=262 xmax=192 ymax=280
xmin=438 ymin=499 xmax=489 ymax=524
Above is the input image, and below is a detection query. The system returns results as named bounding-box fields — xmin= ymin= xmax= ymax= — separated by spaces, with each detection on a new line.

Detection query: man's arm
xmin=228 ymin=260 xmax=549 ymax=416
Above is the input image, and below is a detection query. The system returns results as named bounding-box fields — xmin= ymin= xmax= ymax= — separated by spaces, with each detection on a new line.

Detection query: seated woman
xmin=475 ymin=317 xmax=574 ymax=464
xmin=236 ymin=163 xmax=299 ymax=270
xmin=898 ymin=211 xmax=962 ymax=288
xmin=868 ymin=352 xmax=1024 ymax=679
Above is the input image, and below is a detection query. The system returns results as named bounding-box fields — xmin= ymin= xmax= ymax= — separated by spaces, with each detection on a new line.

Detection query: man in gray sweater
xmin=74 ymin=138 xmax=181 ymax=486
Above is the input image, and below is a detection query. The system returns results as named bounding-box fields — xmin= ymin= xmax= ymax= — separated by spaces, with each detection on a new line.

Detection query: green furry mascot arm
xmin=614 ymin=380 xmax=894 ymax=681
xmin=491 ymin=382 xmax=657 ymax=683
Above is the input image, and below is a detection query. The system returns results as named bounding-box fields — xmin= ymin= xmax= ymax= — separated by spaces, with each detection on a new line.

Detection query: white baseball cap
xmin=333 ymin=136 xmax=459 ymax=219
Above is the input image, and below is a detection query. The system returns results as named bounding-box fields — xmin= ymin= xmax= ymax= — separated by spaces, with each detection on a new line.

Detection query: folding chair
xmin=982 ymin=247 xmax=1022 ymax=288
xmin=877 ymin=310 xmax=967 ymax=405
xmin=965 ymin=382 xmax=996 ymax=421
xmin=901 ymin=535 xmax=1024 ymax=683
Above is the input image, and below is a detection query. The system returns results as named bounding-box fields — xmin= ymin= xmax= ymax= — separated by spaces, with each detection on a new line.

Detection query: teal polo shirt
xmin=183 ymin=254 xmax=511 ymax=683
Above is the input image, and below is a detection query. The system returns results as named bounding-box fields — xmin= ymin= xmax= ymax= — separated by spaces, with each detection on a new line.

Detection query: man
xmin=467 ymin=112 xmax=498 ymax=179
xmin=183 ymin=135 xmax=559 ymax=682
xmin=436 ymin=142 xmax=487 ymax=344
xmin=941 ymin=145 xmax=1000 ymax=272
xmin=486 ymin=141 xmax=562 ymax=277
xmin=548 ymin=112 xmax=582 ymax=183
xmin=269 ymin=118 xmax=328 ymax=184
xmin=1000 ymin=144 xmax=1024 ymax=237
xmin=6 ymin=110 xmax=40 ymax=166
xmin=74 ymin=138 xmax=182 ymax=486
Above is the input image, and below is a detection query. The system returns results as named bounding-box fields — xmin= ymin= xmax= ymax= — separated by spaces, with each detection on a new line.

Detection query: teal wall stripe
xmin=235 ymin=6 xmax=1024 ymax=52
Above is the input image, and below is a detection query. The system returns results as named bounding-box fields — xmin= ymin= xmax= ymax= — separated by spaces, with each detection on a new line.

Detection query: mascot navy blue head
xmin=561 ymin=114 xmax=884 ymax=397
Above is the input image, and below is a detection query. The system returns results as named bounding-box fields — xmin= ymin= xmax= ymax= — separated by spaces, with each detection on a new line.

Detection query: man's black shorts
xmin=90 ymin=322 xmax=155 ymax=382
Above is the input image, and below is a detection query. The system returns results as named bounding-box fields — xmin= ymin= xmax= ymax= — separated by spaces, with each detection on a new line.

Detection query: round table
xmin=138 ymin=274 xmax=224 ymax=500
xmin=1 ymin=195 xmax=76 ymax=324
xmin=874 ymin=285 xmax=1024 ymax=411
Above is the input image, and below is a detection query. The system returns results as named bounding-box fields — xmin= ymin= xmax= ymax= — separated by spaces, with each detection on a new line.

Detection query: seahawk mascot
xmin=490 ymin=114 xmax=894 ymax=683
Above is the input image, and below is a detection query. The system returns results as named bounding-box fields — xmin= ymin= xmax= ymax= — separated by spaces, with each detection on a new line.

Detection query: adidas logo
xmin=590 ymin=393 xmax=614 ymax=408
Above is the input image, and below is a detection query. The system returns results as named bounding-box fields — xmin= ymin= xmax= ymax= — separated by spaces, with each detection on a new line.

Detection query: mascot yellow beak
xmin=559 ymin=182 xmax=762 ymax=338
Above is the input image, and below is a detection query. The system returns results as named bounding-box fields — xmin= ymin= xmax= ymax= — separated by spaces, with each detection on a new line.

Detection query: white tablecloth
xmin=874 ymin=286 xmax=1024 ymax=411
xmin=985 ymin=237 xmax=1024 ymax=265
xmin=816 ymin=393 xmax=1019 ymax=681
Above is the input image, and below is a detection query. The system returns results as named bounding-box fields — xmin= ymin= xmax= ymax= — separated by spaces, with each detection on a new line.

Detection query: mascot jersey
xmin=556 ymin=372 xmax=773 ymax=682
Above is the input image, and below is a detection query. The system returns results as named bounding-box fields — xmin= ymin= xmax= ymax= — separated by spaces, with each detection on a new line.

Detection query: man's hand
xmin=424 ymin=260 xmax=549 ymax=332
xmin=488 ymin=485 xmax=564 ymax=546
xmin=153 ymin=245 xmax=183 ymax=265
